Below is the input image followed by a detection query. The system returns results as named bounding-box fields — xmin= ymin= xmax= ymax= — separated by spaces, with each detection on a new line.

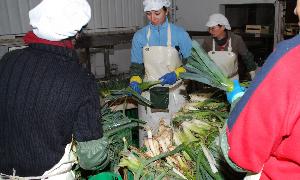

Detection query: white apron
xmin=138 ymin=24 xmax=186 ymax=146
xmin=41 ymin=143 xmax=77 ymax=180
xmin=208 ymin=38 xmax=239 ymax=80
xmin=0 ymin=143 xmax=77 ymax=180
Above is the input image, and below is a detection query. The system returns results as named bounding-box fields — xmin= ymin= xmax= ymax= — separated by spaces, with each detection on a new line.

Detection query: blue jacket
xmin=131 ymin=18 xmax=192 ymax=64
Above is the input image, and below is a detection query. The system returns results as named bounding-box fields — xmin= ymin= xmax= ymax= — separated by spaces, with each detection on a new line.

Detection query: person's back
xmin=0 ymin=43 xmax=101 ymax=176
xmin=225 ymin=30 xmax=300 ymax=180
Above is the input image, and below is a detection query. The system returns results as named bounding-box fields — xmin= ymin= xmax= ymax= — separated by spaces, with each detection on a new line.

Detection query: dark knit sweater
xmin=0 ymin=43 xmax=102 ymax=176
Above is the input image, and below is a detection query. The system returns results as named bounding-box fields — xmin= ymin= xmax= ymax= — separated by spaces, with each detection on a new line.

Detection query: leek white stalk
xmin=172 ymin=168 xmax=188 ymax=180
xmin=119 ymin=153 xmax=141 ymax=172
xmin=173 ymin=130 xmax=183 ymax=145
xmin=168 ymin=146 xmax=189 ymax=172
xmin=143 ymin=139 xmax=154 ymax=157
xmin=146 ymin=126 xmax=160 ymax=156
xmin=200 ymin=143 xmax=218 ymax=173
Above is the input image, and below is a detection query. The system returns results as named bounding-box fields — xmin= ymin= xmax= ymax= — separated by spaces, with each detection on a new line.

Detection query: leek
xmin=180 ymin=40 xmax=233 ymax=92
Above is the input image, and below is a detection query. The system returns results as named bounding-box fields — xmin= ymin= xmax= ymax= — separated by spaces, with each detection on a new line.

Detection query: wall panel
xmin=0 ymin=0 xmax=145 ymax=36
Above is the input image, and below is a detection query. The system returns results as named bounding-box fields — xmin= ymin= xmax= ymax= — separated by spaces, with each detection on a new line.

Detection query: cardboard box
xmin=245 ymin=25 xmax=269 ymax=34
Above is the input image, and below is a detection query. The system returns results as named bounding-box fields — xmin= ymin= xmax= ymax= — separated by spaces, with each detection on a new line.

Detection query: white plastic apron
xmin=138 ymin=24 xmax=186 ymax=146
xmin=41 ymin=143 xmax=77 ymax=180
xmin=208 ymin=38 xmax=239 ymax=80
xmin=0 ymin=143 xmax=77 ymax=180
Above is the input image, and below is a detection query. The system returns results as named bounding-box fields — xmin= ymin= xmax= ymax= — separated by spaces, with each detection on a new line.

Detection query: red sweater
xmin=227 ymin=35 xmax=300 ymax=179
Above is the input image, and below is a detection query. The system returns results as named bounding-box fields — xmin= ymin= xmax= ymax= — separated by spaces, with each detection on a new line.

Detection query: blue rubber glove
xmin=129 ymin=81 xmax=142 ymax=95
xmin=226 ymin=79 xmax=245 ymax=104
xmin=159 ymin=72 xmax=177 ymax=86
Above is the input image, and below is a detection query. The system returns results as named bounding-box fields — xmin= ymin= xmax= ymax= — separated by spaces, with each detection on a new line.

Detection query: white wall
xmin=0 ymin=0 xmax=144 ymax=36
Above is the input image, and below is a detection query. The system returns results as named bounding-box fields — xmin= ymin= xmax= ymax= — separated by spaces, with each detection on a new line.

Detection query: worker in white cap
xmin=129 ymin=0 xmax=192 ymax=145
xmin=0 ymin=0 xmax=109 ymax=179
xmin=202 ymin=13 xmax=257 ymax=81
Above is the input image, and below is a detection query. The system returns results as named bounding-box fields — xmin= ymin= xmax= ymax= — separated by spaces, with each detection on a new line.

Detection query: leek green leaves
xmin=180 ymin=40 xmax=233 ymax=92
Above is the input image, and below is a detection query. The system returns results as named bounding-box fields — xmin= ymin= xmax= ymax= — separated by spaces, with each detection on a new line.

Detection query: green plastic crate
xmin=88 ymin=171 xmax=134 ymax=180
xmin=88 ymin=172 xmax=122 ymax=180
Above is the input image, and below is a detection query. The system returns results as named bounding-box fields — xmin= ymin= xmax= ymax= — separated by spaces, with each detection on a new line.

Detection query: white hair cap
xmin=205 ymin=13 xmax=231 ymax=30
xmin=29 ymin=0 xmax=91 ymax=41
xmin=143 ymin=0 xmax=171 ymax=12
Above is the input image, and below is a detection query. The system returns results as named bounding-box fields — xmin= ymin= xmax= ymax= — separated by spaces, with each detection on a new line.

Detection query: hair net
xmin=143 ymin=0 xmax=171 ymax=12
xmin=29 ymin=0 xmax=91 ymax=41
xmin=205 ymin=13 xmax=231 ymax=30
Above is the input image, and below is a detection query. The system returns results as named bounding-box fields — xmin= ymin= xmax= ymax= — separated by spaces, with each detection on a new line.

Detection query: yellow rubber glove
xmin=175 ymin=66 xmax=186 ymax=78
xmin=130 ymin=76 xmax=142 ymax=83
xmin=129 ymin=76 xmax=142 ymax=94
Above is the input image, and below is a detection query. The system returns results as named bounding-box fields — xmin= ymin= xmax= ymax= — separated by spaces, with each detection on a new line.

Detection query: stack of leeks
xmin=75 ymin=78 xmax=162 ymax=178
xmin=119 ymin=121 xmax=189 ymax=180
xmin=118 ymin=97 xmax=231 ymax=180
xmin=74 ymin=80 xmax=160 ymax=175
xmin=100 ymin=79 xmax=164 ymax=170
xmin=180 ymin=40 xmax=233 ymax=92
xmin=100 ymin=104 xmax=145 ymax=171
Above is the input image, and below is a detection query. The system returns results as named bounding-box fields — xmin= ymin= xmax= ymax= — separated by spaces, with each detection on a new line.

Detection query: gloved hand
xmin=159 ymin=71 xmax=177 ymax=86
xmin=129 ymin=81 xmax=142 ymax=94
xmin=159 ymin=67 xmax=186 ymax=86
xmin=129 ymin=76 xmax=142 ymax=94
xmin=77 ymin=137 xmax=110 ymax=171
xmin=226 ymin=79 xmax=245 ymax=104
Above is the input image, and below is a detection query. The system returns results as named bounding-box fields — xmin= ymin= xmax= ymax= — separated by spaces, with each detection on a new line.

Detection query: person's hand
xmin=159 ymin=71 xmax=177 ymax=86
xmin=129 ymin=75 xmax=142 ymax=94
xmin=129 ymin=81 xmax=142 ymax=94
xmin=77 ymin=137 xmax=109 ymax=171
xmin=226 ymin=79 xmax=245 ymax=103
xmin=159 ymin=67 xmax=186 ymax=86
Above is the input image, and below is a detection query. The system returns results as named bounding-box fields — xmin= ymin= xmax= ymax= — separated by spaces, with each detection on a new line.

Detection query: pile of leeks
xmin=118 ymin=97 xmax=232 ymax=180
xmin=98 ymin=78 xmax=162 ymax=171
